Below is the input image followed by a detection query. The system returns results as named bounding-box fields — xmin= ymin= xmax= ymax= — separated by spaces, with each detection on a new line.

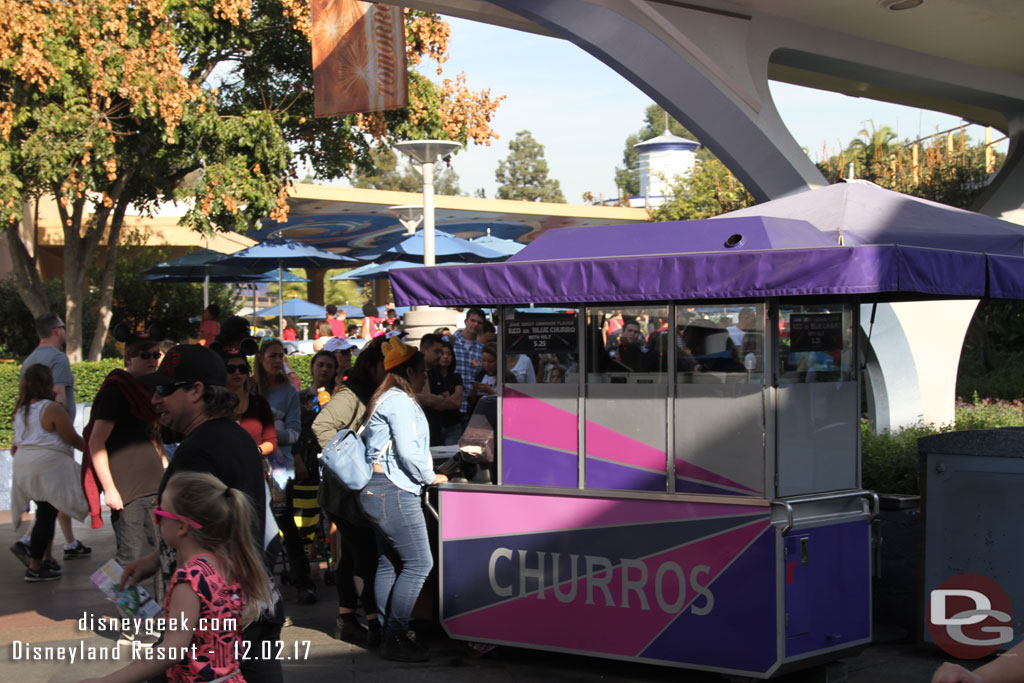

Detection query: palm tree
xmin=845 ymin=121 xmax=898 ymax=180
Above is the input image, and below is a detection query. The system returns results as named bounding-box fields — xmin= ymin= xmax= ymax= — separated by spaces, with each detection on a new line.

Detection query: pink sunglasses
xmin=153 ymin=507 xmax=203 ymax=530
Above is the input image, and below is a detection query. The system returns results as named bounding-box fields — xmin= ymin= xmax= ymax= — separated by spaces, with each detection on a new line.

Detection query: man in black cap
xmin=121 ymin=344 xmax=284 ymax=683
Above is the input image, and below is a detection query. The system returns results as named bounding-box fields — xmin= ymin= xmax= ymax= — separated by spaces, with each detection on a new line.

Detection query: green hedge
xmin=1 ymin=359 xmax=125 ymax=448
xmin=861 ymin=398 xmax=1024 ymax=495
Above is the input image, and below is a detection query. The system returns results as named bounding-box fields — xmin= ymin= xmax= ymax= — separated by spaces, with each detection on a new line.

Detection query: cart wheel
xmin=463 ymin=641 xmax=497 ymax=658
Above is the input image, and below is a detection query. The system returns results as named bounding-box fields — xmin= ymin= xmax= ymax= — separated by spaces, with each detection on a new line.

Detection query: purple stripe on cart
xmin=675 ymin=458 xmax=758 ymax=493
xmin=675 ymin=478 xmax=758 ymax=497
xmin=502 ymin=439 xmax=578 ymax=487
xmin=586 ymin=458 xmax=666 ymax=492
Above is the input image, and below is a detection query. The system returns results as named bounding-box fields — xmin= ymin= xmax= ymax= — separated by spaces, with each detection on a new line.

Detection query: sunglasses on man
xmin=155 ymin=381 xmax=196 ymax=397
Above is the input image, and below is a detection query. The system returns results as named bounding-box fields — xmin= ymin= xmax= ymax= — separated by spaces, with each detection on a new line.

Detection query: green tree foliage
xmin=351 ymin=147 xmax=462 ymax=195
xmin=0 ymin=1 xmax=501 ymax=361
xmin=818 ymin=122 xmax=1002 ymax=210
xmin=614 ymin=104 xmax=696 ymax=199
xmin=495 ymin=131 xmax=565 ymax=203
xmin=650 ymin=156 xmax=755 ymax=221
xmin=94 ymin=232 xmax=236 ymax=349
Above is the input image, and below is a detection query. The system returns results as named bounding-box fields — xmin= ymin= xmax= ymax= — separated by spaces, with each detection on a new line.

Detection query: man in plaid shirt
xmin=453 ymin=307 xmax=486 ymax=425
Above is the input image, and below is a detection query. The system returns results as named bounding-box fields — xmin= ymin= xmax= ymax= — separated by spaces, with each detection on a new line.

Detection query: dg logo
xmin=928 ymin=573 xmax=1014 ymax=659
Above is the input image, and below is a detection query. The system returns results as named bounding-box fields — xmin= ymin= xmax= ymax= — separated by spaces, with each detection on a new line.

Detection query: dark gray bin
xmin=918 ymin=428 xmax=1024 ymax=647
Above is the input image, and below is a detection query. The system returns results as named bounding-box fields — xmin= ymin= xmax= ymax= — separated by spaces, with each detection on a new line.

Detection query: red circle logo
xmin=928 ymin=573 xmax=1013 ymax=659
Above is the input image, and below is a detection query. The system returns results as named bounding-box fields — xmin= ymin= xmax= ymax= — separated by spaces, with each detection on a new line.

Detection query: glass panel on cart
xmin=778 ymin=304 xmax=855 ymax=384
xmin=585 ymin=305 xmax=669 ymax=492
xmin=775 ymin=302 xmax=858 ymax=496
xmin=500 ymin=307 xmax=581 ymax=488
xmin=586 ymin=306 xmax=671 ymax=384
xmin=676 ymin=304 xmax=766 ymax=384
xmin=674 ymin=304 xmax=767 ymax=497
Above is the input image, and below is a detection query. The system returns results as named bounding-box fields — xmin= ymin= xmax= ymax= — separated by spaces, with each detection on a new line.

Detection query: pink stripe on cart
xmin=441 ymin=490 xmax=767 ymax=541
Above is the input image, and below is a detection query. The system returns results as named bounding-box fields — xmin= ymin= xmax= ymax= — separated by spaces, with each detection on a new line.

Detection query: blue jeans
xmin=359 ymin=473 xmax=432 ymax=635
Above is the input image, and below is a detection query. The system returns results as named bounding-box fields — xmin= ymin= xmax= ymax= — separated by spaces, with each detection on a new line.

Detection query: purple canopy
xmin=390 ymin=183 xmax=1024 ymax=307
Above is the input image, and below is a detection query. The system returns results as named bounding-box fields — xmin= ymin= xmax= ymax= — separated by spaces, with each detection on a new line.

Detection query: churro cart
xmin=391 ymin=195 xmax=1024 ymax=678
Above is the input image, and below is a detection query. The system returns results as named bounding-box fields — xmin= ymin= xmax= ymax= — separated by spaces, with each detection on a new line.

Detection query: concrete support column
xmin=402 ymin=308 xmax=460 ymax=347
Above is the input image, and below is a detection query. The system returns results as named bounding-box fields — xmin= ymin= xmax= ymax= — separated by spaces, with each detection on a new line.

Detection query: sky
xmin=399 ymin=15 xmax=1007 ymax=204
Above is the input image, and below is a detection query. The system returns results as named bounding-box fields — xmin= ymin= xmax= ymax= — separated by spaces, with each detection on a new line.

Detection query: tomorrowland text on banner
xmin=311 ymin=0 xmax=409 ymax=117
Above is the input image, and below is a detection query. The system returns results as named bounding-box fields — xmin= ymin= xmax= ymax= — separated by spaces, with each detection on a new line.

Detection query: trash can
xmin=919 ymin=428 xmax=1024 ymax=648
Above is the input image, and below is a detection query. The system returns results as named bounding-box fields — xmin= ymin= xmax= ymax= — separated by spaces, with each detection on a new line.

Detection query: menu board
xmin=789 ymin=312 xmax=843 ymax=353
xmin=505 ymin=313 xmax=577 ymax=353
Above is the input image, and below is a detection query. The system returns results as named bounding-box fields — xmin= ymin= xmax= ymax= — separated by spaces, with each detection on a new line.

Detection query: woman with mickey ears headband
xmin=81 ymin=324 xmax=167 ymax=590
xmin=358 ymin=337 xmax=448 ymax=662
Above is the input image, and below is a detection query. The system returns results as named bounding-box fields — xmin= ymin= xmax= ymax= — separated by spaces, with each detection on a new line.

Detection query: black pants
xmin=328 ymin=511 xmax=378 ymax=615
xmin=240 ymin=612 xmax=284 ymax=683
xmin=29 ymin=501 xmax=57 ymax=561
xmin=273 ymin=498 xmax=311 ymax=586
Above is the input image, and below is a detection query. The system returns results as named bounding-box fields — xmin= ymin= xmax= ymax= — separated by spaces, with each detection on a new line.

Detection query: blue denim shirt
xmin=364 ymin=388 xmax=434 ymax=494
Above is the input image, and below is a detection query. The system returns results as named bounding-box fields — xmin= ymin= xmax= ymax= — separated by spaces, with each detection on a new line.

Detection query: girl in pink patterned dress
xmin=82 ymin=472 xmax=273 ymax=683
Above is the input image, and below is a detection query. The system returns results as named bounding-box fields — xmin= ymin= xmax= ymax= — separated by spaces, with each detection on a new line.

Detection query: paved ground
xmin=0 ymin=512 xmax=965 ymax=682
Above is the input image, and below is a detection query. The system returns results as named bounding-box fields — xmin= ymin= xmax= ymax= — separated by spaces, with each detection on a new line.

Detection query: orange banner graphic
xmin=312 ymin=0 xmax=408 ymax=117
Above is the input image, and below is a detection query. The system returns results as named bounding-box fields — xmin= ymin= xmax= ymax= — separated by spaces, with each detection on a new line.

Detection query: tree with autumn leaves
xmin=0 ymin=0 xmax=502 ymax=361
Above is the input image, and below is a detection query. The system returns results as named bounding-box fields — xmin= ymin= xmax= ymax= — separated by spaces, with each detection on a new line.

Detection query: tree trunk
xmin=87 ymin=199 xmax=129 ymax=361
xmin=306 ymin=267 xmax=326 ymax=305
xmin=6 ymin=199 xmax=50 ymax=316
xmin=59 ymin=192 xmax=108 ymax=363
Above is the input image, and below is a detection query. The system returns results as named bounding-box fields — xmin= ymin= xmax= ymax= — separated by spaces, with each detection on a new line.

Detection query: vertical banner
xmin=311 ymin=0 xmax=409 ymax=117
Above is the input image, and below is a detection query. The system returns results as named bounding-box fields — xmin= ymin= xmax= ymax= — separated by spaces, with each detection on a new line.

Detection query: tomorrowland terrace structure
xmin=390 ymin=182 xmax=1024 ymax=678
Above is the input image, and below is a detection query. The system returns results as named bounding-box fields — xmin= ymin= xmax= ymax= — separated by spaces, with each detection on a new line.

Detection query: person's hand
xmin=432 ymin=473 xmax=449 ymax=485
xmin=120 ymin=552 xmax=159 ymax=589
xmin=931 ymin=662 xmax=984 ymax=683
xmin=104 ymin=488 xmax=124 ymax=511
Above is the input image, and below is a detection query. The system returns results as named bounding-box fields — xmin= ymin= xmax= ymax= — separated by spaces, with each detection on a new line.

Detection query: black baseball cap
xmin=141 ymin=344 xmax=227 ymax=389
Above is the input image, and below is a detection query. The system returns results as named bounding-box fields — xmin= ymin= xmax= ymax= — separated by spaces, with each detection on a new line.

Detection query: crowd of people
xmin=4 ymin=306 xmax=1015 ymax=681
xmin=5 ymin=306 xmax=499 ymax=678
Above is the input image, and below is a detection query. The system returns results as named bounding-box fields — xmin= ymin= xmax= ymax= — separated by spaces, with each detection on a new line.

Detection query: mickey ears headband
xmin=209 ymin=337 xmax=258 ymax=357
xmin=112 ymin=323 xmax=166 ymax=346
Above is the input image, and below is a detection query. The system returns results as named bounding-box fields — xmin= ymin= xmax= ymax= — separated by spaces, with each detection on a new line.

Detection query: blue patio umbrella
xmin=254 ymin=298 xmax=327 ymax=320
xmin=338 ymin=305 xmax=367 ymax=318
xmin=141 ymin=269 xmax=309 ymax=283
xmin=216 ymin=239 xmax=355 ymax=335
xmin=471 ymin=231 xmax=525 ymax=256
xmin=354 ymin=231 xmax=507 ymax=264
xmin=141 ymin=248 xmax=262 ymax=306
xmin=330 ymin=261 xmax=418 ymax=282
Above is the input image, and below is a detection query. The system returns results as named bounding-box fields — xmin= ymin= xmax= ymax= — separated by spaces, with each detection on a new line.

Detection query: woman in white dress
xmin=11 ymin=363 xmax=88 ymax=582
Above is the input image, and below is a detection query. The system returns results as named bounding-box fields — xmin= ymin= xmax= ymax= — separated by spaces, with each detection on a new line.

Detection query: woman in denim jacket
xmin=360 ymin=337 xmax=448 ymax=662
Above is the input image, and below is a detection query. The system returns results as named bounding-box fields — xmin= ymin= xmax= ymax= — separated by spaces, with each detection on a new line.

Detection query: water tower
xmin=634 ymin=130 xmax=699 ymax=208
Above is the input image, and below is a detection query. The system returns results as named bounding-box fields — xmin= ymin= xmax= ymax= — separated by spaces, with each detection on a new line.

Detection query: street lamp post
xmin=388 ymin=204 xmax=424 ymax=235
xmin=392 ymin=140 xmax=461 ymax=338
xmin=393 ymin=141 xmax=461 ymax=268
